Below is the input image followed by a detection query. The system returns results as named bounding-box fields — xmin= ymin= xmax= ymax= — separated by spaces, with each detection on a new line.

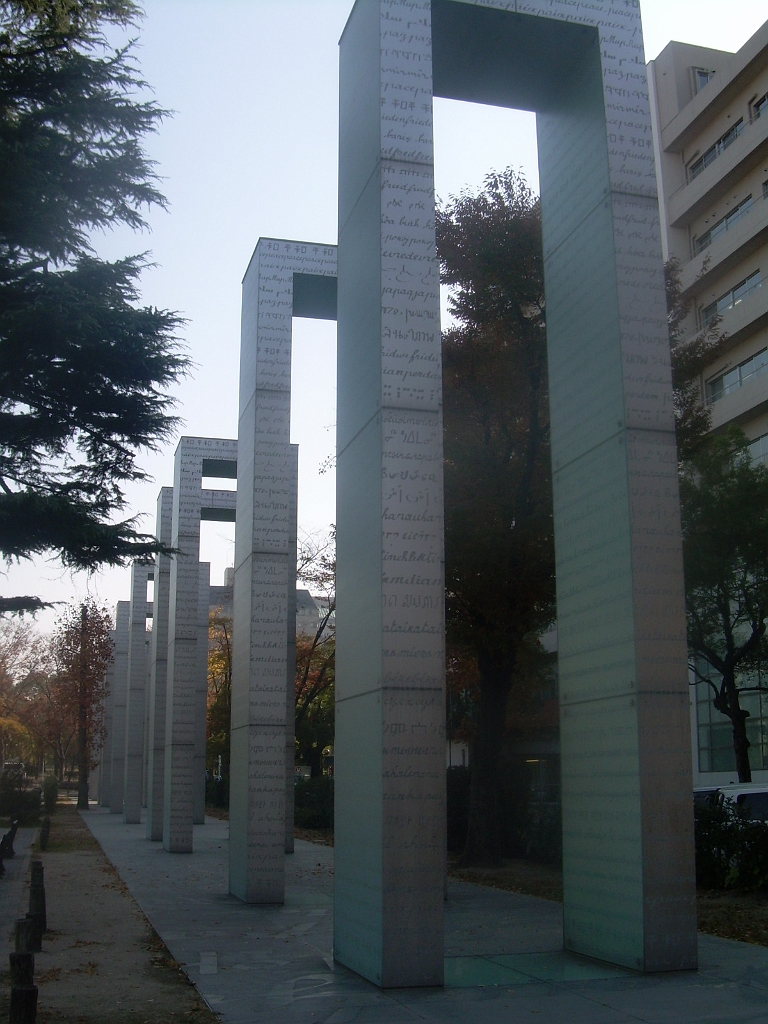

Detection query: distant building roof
xmin=296 ymin=589 xmax=319 ymax=614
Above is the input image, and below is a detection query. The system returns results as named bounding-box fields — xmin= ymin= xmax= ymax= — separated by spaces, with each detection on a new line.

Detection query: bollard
xmin=9 ymin=983 xmax=38 ymax=1024
xmin=24 ymin=914 xmax=42 ymax=954
xmin=14 ymin=918 xmax=35 ymax=954
xmin=9 ymin=952 xmax=34 ymax=987
xmin=39 ymin=817 xmax=50 ymax=851
xmin=29 ymin=862 xmax=46 ymax=932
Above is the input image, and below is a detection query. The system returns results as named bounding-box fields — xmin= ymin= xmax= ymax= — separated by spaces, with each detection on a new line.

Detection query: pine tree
xmin=0 ymin=1 xmax=188 ymax=613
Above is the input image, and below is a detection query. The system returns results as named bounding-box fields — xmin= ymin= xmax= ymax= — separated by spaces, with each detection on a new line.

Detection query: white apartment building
xmin=648 ymin=20 xmax=768 ymax=785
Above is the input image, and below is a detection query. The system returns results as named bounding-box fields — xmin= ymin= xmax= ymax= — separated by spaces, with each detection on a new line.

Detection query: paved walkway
xmin=82 ymin=807 xmax=768 ymax=1024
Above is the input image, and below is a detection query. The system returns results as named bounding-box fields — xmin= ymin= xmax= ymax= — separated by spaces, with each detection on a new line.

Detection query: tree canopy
xmin=665 ymin=255 xmax=765 ymax=780
xmin=207 ymin=607 xmax=232 ymax=793
xmin=50 ymin=597 xmax=112 ymax=806
xmin=294 ymin=529 xmax=335 ymax=777
xmin=0 ymin=615 xmax=46 ymax=769
xmin=665 ymin=257 xmax=726 ymax=463
xmin=437 ymin=169 xmax=555 ymax=866
xmin=0 ymin=0 xmax=188 ymax=613
xmin=435 ymin=170 xmax=722 ymax=865
xmin=0 ymin=599 xmax=112 ymax=786
xmin=681 ymin=430 xmax=768 ymax=782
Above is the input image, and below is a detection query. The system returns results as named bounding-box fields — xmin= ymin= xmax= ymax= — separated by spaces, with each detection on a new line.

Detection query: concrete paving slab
xmin=81 ymin=807 xmax=768 ymax=1024
xmin=444 ymin=956 xmax=534 ymax=987
xmin=487 ymin=951 xmax=632 ymax=983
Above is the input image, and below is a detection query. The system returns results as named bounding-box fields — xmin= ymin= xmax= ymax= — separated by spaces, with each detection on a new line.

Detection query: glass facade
xmin=696 ymin=657 xmax=768 ymax=773
xmin=749 ymin=432 xmax=768 ymax=466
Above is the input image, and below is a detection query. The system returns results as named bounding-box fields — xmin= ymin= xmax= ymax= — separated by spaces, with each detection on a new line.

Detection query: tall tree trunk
xmin=460 ymin=650 xmax=515 ymax=867
xmin=722 ymin=669 xmax=752 ymax=783
xmin=732 ymin=709 xmax=752 ymax=783
xmin=77 ymin=604 xmax=89 ymax=810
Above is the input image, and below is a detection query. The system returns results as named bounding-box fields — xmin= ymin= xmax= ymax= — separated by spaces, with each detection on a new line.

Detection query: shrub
xmin=205 ymin=774 xmax=229 ymax=809
xmin=695 ymin=797 xmax=768 ymax=891
xmin=42 ymin=775 xmax=59 ymax=814
xmin=294 ymin=776 xmax=334 ymax=829
xmin=0 ymin=786 xmax=41 ymax=823
xmin=517 ymin=801 xmax=562 ymax=867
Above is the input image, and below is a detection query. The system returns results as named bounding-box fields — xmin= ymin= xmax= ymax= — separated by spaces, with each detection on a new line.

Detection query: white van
xmin=695 ymin=783 xmax=768 ymax=821
xmin=716 ymin=783 xmax=768 ymax=821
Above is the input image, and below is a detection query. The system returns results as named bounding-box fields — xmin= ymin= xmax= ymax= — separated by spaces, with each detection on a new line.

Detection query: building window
xmin=688 ymin=119 xmax=744 ymax=181
xmin=701 ymin=269 xmax=761 ymax=327
xmin=749 ymin=432 xmax=768 ymax=465
xmin=754 ymin=91 xmax=768 ymax=120
xmin=707 ymin=344 xmax=768 ymax=404
xmin=693 ymin=195 xmax=754 ymax=256
xmin=693 ymin=68 xmax=715 ymax=94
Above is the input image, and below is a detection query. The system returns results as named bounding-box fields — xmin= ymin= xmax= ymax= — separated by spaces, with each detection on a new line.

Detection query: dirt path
xmin=0 ymin=804 xmax=219 ymax=1024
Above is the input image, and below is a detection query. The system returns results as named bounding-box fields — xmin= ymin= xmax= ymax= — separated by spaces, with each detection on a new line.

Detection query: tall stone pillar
xmin=124 ymin=561 xmax=152 ymax=823
xmin=98 ymin=643 xmax=115 ymax=808
xmin=164 ymin=437 xmax=237 ymax=853
xmin=147 ymin=487 xmax=173 ymax=841
xmin=108 ymin=602 xmax=130 ymax=815
xmin=535 ymin=17 xmax=697 ymax=975
xmin=336 ymin=0 xmax=696 ymax=984
xmin=336 ymin=0 xmax=445 ymax=988
xmin=232 ymin=237 xmax=335 ymax=902
xmin=142 ymin=639 xmax=151 ymax=809
xmin=284 ymin=490 xmax=297 ymax=856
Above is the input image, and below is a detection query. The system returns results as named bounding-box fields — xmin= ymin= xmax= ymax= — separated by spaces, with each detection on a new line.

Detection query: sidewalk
xmin=83 ymin=807 xmax=768 ymax=1024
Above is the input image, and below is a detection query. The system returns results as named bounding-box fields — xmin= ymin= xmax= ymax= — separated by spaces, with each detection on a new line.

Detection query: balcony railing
xmin=700 ymin=272 xmax=761 ymax=328
xmin=667 ymin=107 xmax=768 ymax=206
xmin=692 ymin=189 xmax=768 ymax=257
xmin=706 ymin=345 xmax=768 ymax=404
xmin=671 ymin=271 xmax=765 ymax=351
xmin=688 ymin=119 xmax=744 ymax=183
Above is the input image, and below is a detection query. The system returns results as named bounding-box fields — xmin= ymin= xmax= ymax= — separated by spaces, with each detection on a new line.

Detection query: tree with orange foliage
xmin=294 ymin=530 xmax=335 ymax=776
xmin=49 ymin=600 xmax=113 ymax=808
xmin=17 ymin=667 xmax=77 ymax=781
xmin=206 ymin=609 xmax=232 ymax=789
xmin=0 ymin=617 xmax=46 ymax=770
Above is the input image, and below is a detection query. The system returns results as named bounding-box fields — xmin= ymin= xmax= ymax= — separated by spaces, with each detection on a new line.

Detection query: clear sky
xmin=5 ymin=0 xmax=767 ymax=632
